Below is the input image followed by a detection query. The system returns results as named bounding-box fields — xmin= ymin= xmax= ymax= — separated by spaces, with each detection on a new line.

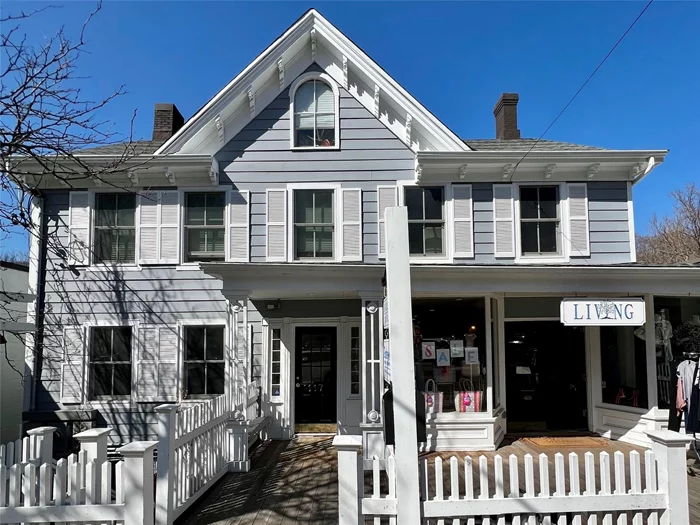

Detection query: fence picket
xmin=0 ymin=444 xmax=5 ymax=467
xmin=449 ymin=456 xmax=460 ymax=525
xmin=23 ymin=463 xmax=36 ymax=507
xmin=69 ymin=458 xmax=80 ymax=505
xmin=21 ymin=437 xmax=30 ymax=463
xmin=55 ymin=458 xmax=66 ymax=505
xmin=613 ymin=451 xmax=627 ymax=525
xmin=584 ymin=451 xmax=597 ymax=525
xmin=628 ymin=451 xmax=643 ymax=525
xmin=464 ymin=456 xmax=475 ymax=525
xmin=644 ymin=450 xmax=658 ymax=525
xmin=373 ymin=455 xmax=381 ymax=525
xmin=0 ymin=465 xmax=6 ymax=507
xmin=8 ymin=464 xmax=20 ymax=508
xmin=508 ymin=455 xmax=521 ymax=525
xmin=569 ymin=452 xmax=582 ymax=525
xmin=554 ymin=453 xmax=566 ymax=525
xmin=599 ymin=452 xmax=612 ymax=525
xmin=39 ymin=463 xmax=51 ymax=506
xmin=101 ymin=461 xmax=112 ymax=504
xmin=115 ymin=460 xmax=124 ymax=504
xmin=493 ymin=455 xmax=505 ymax=525
xmin=6 ymin=441 xmax=15 ymax=468
xmin=538 ymin=454 xmax=552 ymax=525
xmin=524 ymin=454 xmax=536 ymax=525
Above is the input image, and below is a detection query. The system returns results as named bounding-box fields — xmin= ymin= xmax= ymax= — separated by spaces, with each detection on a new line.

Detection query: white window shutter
xmin=377 ymin=186 xmax=397 ymax=258
xmin=493 ymin=184 xmax=515 ymax=258
xmin=568 ymin=183 xmax=590 ymax=257
xmin=138 ymin=192 xmax=159 ymax=264
xmin=61 ymin=326 xmax=85 ymax=404
xmin=227 ymin=190 xmax=250 ymax=262
xmin=266 ymin=189 xmax=287 ymax=261
xmin=453 ymin=184 xmax=474 ymax=258
xmin=341 ymin=188 xmax=362 ymax=261
xmin=159 ymin=191 xmax=180 ymax=264
xmin=137 ymin=325 xmax=179 ymax=402
xmin=68 ymin=192 xmax=90 ymax=265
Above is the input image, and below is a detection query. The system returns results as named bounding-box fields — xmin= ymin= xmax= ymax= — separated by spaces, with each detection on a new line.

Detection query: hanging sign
xmin=436 ymin=347 xmax=451 ymax=366
xmin=560 ymin=298 xmax=646 ymax=326
xmin=464 ymin=348 xmax=480 ymax=365
xmin=422 ymin=341 xmax=436 ymax=360
xmin=450 ymin=340 xmax=464 ymax=357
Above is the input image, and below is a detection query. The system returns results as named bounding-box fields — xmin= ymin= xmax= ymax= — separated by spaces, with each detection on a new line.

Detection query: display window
xmin=600 ymin=326 xmax=648 ymax=409
xmin=650 ymin=297 xmax=700 ymax=413
xmin=412 ymin=298 xmax=487 ymax=414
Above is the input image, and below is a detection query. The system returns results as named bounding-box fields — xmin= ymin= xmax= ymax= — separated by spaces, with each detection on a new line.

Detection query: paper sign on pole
xmin=450 ymin=340 xmax=464 ymax=357
xmin=422 ymin=341 xmax=436 ymax=360
xmin=436 ymin=347 xmax=450 ymax=366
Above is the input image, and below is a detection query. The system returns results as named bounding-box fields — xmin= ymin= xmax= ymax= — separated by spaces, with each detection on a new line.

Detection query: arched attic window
xmin=290 ymin=73 xmax=339 ymax=149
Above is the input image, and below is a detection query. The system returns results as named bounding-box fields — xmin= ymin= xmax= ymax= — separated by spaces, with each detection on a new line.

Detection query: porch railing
xmin=334 ymin=430 xmax=693 ymax=525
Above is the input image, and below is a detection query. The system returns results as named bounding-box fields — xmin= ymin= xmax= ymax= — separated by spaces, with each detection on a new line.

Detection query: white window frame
xmin=83 ymin=319 xmax=139 ymax=408
xmin=288 ymin=72 xmax=341 ymax=151
xmin=267 ymin=321 xmax=285 ymax=403
xmin=347 ymin=322 xmax=362 ymax=399
xmin=182 ymin=190 xmax=227 ymax=264
xmin=514 ymin=182 xmax=570 ymax=264
xmin=397 ymin=180 xmax=452 ymax=264
xmin=92 ymin=193 xmax=138 ymax=265
xmin=286 ymin=182 xmax=341 ymax=262
xmin=178 ymin=319 xmax=228 ymax=400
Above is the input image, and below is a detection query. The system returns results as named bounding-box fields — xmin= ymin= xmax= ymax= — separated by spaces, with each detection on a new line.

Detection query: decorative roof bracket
xmin=215 ymin=115 xmax=224 ymax=143
xmin=459 ymin=164 xmax=468 ymax=180
xmin=588 ymin=163 xmax=600 ymax=179
xmin=277 ymin=58 xmax=285 ymax=89
xmin=502 ymin=164 xmax=514 ymax=180
xmin=310 ymin=29 xmax=317 ymax=60
xmin=164 ymin=169 xmax=176 ymax=186
xmin=545 ymin=164 xmax=556 ymax=180
xmin=405 ymin=114 xmax=412 ymax=146
xmin=373 ymin=85 xmax=380 ymax=118
xmin=247 ymin=87 xmax=255 ymax=116
xmin=342 ymin=55 xmax=348 ymax=89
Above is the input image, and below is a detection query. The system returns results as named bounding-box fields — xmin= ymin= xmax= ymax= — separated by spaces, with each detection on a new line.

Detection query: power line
xmin=507 ymin=0 xmax=655 ymax=183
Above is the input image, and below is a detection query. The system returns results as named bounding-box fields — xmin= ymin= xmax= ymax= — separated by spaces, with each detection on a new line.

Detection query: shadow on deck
xmin=177 ymin=435 xmax=700 ymax=525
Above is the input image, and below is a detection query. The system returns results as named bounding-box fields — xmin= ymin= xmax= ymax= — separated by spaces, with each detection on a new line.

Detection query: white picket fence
xmin=334 ymin=430 xmax=693 ymax=525
xmin=0 ymin=427 xmax=54 ymax=469
xmin=0 ymin=435 xmax=156 ymax=525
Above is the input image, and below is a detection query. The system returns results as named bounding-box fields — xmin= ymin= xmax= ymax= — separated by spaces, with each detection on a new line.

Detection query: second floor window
xmin=184 ymin=326 xmax=225 ymax=397
xmin=520 ymin=186 xmax=560 ymax=255
xmin=405 ymin=187 xmax=444 ymax=256
xmin=294 ymin=189 xmax=334 ymax=259
xmin=294 ymin=79 xmax=335 ymax=148
xmin=185 ymin=193 xmax=225 ymax=262
xmin=90 ymin=326 xmax=132 ymax=399
xmin=94 ymin=194 xmax=136 ymax=264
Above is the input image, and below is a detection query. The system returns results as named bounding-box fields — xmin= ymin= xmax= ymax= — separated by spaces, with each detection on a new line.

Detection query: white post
xmin=644 ymin=294 xmax=659 ymax=409
xmin=25 ymin=427 xmax=55 ymax=465
xmin=385 ymin=206 xmax=421 ymax=525
xmin=74 ymin=428 xmax=111 ymax=465
xmin=226 ymin=419 xmax=249 ymax=472
xmin=332 ymin=435 xmax=363 ymax=525
xmin=645 ymin=430 xmax=693 ymax=525
xmin=117 ymin=441 xmax=157 ymax=525
xmin=155 ymin=405 xmax=178 ymax=525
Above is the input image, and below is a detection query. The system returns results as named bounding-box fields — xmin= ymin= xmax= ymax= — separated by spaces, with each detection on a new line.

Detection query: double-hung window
xmin=89 ymin=327 xmax=132 ymax=399
xmin=293 ymin=79 xmax=336 ymax=148
xmin=184 ymin=326 xmax=225 ymax=397
xmin=519 ymin=186 xmax=560 ymax=255
xmin=94 ymin=194 xmax=136 ymax=264
xmin=185 ymin=193 xmax=225 ymax=262
xmin=294 ymin=189 xmax=334 ymax=259
xmin=405 ymin=187 xmax=445 ymax=256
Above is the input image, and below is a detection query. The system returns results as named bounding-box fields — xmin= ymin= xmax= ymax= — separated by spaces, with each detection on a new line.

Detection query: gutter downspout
xmin=23 ymin=196 xmax=43 ymax=415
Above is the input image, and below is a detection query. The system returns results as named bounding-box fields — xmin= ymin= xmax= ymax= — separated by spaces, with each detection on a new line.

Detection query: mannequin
xmin=634 ymin=312 xmax=673 ymax=363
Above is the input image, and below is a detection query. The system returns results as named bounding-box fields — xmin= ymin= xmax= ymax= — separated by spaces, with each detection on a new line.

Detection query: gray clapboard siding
xmin=586 ymin=181 xmax=631 ymax=263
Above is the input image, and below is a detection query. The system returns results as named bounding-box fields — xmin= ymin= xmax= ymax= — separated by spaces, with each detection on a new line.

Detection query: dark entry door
xmin=295 ymin=327 xmax=337 ymax=424
xmin=505 ymin=322 xmax=588 ymax=432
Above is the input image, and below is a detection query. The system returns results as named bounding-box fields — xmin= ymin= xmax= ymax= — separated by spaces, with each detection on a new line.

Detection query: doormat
xmin=295 ymin=423 xmax=337 ymax=433
xmin=521 ymin=436 xmax=611 ymax=449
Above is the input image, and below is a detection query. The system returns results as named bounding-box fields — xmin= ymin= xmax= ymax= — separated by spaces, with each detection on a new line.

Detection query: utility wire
xmin=507 ymin=0 xmax=655 ymax=183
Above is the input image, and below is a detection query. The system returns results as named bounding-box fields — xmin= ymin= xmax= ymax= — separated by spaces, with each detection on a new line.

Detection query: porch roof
xmin=199 ymin=262 xmax=700 ymax=299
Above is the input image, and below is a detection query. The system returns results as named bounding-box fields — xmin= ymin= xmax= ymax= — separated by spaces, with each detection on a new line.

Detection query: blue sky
xmin=3 ymin=1 xmax=699 ymax=254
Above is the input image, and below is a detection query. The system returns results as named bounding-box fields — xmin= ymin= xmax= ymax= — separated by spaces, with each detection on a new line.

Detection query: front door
xmin=294 ymin=327 xmax=337 ymax=427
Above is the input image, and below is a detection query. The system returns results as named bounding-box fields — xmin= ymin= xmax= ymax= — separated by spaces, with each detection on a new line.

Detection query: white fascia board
xmin=156 ymin=9 xmax=469 ymax=155
xmin=417 ymin=150 xmax=669 ymax=164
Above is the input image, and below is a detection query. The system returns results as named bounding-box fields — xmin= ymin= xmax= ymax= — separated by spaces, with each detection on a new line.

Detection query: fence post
xmin=25 ymin=427 xmax=55 ymax=465
xmin=74 ymin=428 xmax=112 ymax=465
xmin=645 ymin=429 xmax=693 ymax=525
xmin=332 ymin=435 xmax=363 ymax=525
xmin=155 ymin=404 xmax=178 ymax=525
xmin=117 ymin=441 xmax=158 ymax=525
xmin=226 ymin=418 xmax=249 ymax=472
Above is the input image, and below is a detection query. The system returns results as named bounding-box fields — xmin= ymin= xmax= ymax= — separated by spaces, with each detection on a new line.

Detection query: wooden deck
xmin=177 ymin=436 xmax=700 ymax=525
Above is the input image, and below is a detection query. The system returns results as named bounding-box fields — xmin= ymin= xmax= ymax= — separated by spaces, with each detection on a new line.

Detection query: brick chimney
xmin=152 ymin=103 xmax=184 ymax=141
xmin=493 ymin=93 xmax=521 ymax=140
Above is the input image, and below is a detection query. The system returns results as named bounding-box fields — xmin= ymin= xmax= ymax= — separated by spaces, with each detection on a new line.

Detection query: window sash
xmin=405 ymin=187 xmax=445 ymax=255
xmin=293 ymin=79 xmax=336 ymax=147
xmin=270 ymin=328 xmax=282 ymax=398
xmin=184 ymin=326 xmax=225 ymax=398
xmin=294 ymin=190 xmax=335 ymax=259
xmin=519 ymin=186 xmax=561 ymax=256
xmin=349 ymin=326 xmax=360 ymax=396
xmin=185 ymin=193 xmax=226 ymax=261
xmin=94 ymin=194 xmax=136 ymax=264
xmin=90 ymin=327 xmax=132 ymax=399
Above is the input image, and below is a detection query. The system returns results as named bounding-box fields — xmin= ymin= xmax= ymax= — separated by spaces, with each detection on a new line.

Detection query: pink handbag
xmin=455 ymin=379 xmax=481 ymax=413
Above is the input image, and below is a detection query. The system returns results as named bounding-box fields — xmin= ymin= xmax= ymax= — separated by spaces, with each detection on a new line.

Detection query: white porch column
xmin=359 ymin=294 xmax=384 ymax=460
xmin=225 ymin=293 xmax=250 ymax=413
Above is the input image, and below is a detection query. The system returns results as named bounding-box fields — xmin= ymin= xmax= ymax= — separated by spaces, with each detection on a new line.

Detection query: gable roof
xmin=155 ymin=9 xmax=470 ymax=156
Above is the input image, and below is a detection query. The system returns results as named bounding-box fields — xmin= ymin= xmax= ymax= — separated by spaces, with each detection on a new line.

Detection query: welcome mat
xmin=521 ymin=436 xmax=612 ymax=449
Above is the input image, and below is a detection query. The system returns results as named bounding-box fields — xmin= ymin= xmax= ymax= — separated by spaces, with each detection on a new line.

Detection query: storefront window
xmin=600 ymin=326 xmax=648 ymax=409
xmin=413 ymin=298 xmax=486 ymax=414
xmin=652 ymin=297 xmax=700 ymax=410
